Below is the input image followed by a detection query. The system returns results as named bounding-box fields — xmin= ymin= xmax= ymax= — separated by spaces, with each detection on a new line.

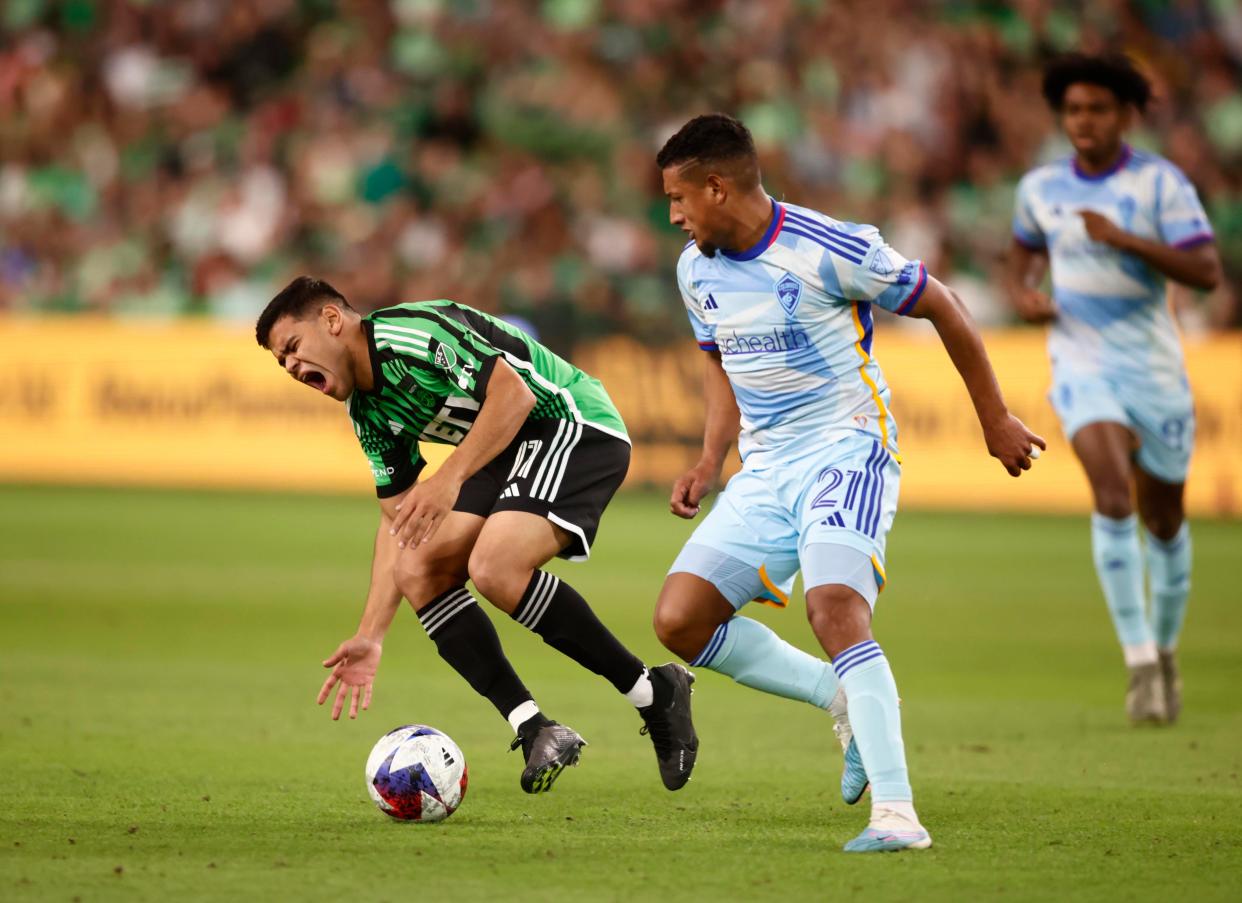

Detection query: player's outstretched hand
xmin=670 ymin=459 xmax=721 ymax=519
xmin=317 ymin=635 xmax=382 ymax=721
xmin=984 ymin=413 xmax=1047 ymax=478
xmin=1014 ymin=288 xmax=1057 ymax=324
xmin=391 ymin=473 xmax=461 ymax=549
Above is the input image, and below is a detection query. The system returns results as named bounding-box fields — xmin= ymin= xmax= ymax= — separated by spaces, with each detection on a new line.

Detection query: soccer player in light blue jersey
xmin=1008 ymin=54 xmax=1222 ymax=724
xmin=651 ymin=114 xmax=1044 ymax=852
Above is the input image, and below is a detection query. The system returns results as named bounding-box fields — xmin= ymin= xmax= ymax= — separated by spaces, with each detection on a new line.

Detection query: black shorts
xmin=453 ymin=419 xmax=631 ymax=561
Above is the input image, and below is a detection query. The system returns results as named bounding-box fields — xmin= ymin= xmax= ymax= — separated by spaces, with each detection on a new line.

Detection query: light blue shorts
xmin=668 ymin=432 xmax=899 ymax=611
xmin=1050 ymin=370 xmax=1195 ymax=483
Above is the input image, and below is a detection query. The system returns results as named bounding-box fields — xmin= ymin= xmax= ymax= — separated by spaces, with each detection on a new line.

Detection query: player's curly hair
xmin=255 ymin=276 xmax=353 ymax=348
xmin=656 ymin=113 xmax=759 ymax=188
xmin=1041 ymin=53 xmax=1151 ymax=113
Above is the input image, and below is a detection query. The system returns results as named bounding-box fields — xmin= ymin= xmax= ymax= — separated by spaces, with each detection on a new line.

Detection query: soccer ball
xmin=365 ymin=725 xmax=468 ymax=822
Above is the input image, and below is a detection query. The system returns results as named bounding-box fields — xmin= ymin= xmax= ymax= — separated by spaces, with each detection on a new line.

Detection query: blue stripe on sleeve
xmin=895 ymin=264 xmax=927 ymax=315
xmin=1012 ymin=229 xmax=1046 ymax=251
xmin=1172 ymin=233 xmax=1214 ymax=249
xmin=782 ymin=227 xmax=864 ymax=265
xmin=783 ymin=210 xmax=870 ymax=253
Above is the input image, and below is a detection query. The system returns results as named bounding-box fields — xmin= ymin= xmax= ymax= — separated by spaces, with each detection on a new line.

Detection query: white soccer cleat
xmin=843 ymin=806 xmax=933 ymax=853
xmin=828 ymin=687 xmax=869 ymax=804
xmin=828 ymin=686 xmax=852 ymax=752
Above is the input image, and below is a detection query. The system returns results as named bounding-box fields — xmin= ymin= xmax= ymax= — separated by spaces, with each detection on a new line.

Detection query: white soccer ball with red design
xmin=365 ymin=725 xmax=468 ymax=822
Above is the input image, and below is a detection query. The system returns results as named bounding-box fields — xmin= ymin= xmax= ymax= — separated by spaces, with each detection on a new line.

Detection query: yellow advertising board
xmin=0 ymin=317 xmax=447 ymax=494
xmin=0 ymin=317 xmax=1238 ymax=516
xmin=574 ymin=329 xmax=1242 ymax=517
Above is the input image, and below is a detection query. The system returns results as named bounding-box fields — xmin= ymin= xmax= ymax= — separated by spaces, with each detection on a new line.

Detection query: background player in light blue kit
xmin=651 ymin=115 xmax=1045 ymax=852
xmin=1007 ymin=54 xmax=1222 ymax=724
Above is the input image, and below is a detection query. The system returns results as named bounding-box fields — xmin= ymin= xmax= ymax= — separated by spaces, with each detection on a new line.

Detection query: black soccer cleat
xmin=510 ymin=717 xmax=586 ymax=794
xmin=638 ymin=663 xmax=699 ymax=791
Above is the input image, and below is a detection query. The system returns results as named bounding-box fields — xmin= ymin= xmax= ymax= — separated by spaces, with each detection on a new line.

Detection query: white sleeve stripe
xmin=373 ymin=323 xmax=434 ymax=344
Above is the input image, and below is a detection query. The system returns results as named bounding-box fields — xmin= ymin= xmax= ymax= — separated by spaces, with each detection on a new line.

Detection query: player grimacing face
xmin=663 ymin=164 xmax=728 ymax=257
xmin=1060 ymin=82 xmax=1131 ymax=164
xmin=268 ymin=305 xmax=356 ymax=401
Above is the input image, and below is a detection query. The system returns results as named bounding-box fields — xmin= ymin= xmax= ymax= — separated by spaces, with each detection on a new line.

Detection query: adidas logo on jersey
xmin=703 ymin=294 xmax=719 ymax=310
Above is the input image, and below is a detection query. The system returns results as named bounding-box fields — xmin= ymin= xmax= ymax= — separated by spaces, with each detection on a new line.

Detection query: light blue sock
xmin=690 ymin=617 xmax=837 ymax=708
xmin=1145 ymin=523 xmax=1192 ymax=650
xmin=833 ymin=640 xmax=910 ymax=802
xmin=1091 ymin=513 xmax=1155 ymax=659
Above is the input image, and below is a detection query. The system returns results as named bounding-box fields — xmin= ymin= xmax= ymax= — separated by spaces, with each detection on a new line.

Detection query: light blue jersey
xmin=1013 ymin=145 xmax=1211 ymax=481
xmin=670 ymin=199 xmax=927 ymax=607
xmin=1012 ymin=145 xmax=1212 ymax=385
xmin=677 ymin=199 xmax=927 ymax=469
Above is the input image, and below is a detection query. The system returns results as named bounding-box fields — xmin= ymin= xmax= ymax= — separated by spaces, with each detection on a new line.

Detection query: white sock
xmin=874 ymin=799 xmax=918 ymax=822
xmin=828 ymin=685 xmax=849 ymax=717
xmin=828 ymin=686 xmax=852 ymax=752
xmin=625 ymin=669 xmax=654 ymax=708
xmin=1123 ymin=641 xmax=1159 ymax=668
xmin=507 ymin=700 xmax=540 ymax=733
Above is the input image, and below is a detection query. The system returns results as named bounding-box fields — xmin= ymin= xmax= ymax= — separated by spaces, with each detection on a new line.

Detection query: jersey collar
xmin=721 ymin=198 xmax=786 ymax=261
xmin=1072 ymin=143 xmax=1132 ymax=182
xmin=358 ymin=318 xmax=389 ymax=396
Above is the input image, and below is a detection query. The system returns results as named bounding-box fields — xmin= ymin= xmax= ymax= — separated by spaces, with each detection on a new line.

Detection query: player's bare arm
xmin=671 ymin=350 xmax=739 ymax=519
xmin=909 ymin=276 xmax=1047 ymax=476
xmin=1005 ymin=241 xmax=1057 ymax=324
xmin=389 ymin=358 xmax=536 ymax=548
xmin=1078 ymin=210 xmax=1222 ymax=291
xmin=317 ymin=492 xmax=406 ymax=721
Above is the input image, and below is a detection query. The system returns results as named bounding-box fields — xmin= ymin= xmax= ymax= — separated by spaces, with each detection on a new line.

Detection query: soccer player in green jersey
xmin=256 ymin=276 xmax=697 ymax=794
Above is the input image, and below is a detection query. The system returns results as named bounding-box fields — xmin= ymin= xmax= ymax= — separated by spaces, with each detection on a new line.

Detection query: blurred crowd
xmin=3 ymin=0 xmax=1241 ymax=351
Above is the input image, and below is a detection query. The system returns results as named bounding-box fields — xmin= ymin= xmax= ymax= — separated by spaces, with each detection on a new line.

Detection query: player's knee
xmin=651 ymin=599 xmax=676 ymax=645
xmin=653 ymin=575 xmax=734 ymax=661
xmin=465 ymin=549 xmax=524 ymax=609
xmin=652 ymin=599 xmax=701 ymax=661
xmin=1092 ymin=485 xmax=1133 ymax=519
xmin=393 ymin=556 xmax=455 ymax=608
xmin=392 ymin=555 xmax=426 ymax=597
xmin=805 ymin=584 xmax=871 ymax=657
xmin=651 ymin=606 xmax=684 ymax=656
xmin=1142 ymin=507 xmax=1184 ymax=541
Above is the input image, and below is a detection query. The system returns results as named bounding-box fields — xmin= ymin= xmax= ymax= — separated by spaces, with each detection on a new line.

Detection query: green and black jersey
xmin=349 ymin=300 xmax=628 ymax=497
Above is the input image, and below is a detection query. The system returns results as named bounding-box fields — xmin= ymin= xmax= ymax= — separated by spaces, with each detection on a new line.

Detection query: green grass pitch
xmin=1 ymin=485 xmax=1240 ymax=901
